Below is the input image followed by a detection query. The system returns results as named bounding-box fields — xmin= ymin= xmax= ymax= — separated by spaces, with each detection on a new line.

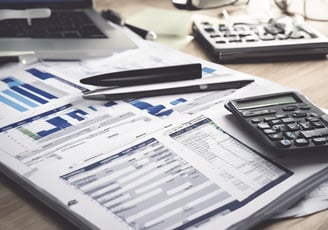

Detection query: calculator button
xmin=299 ymin=122 xmax=313 ymax=130
xmin=264 ymin=24 xmax=283 ymax=35
xmin=312 ymin=137 xmax=327 ymax=145
xmin=295 ymin=138 xmax=310 ymax=146
xmin=272 ymin=124 xmax=287 ymax=132
xmin=276 ymin=34 xmax=289 ymax=40
xmin=299 ymin=104 xmax=311 ymax=110
xmin=257 ymin=122 xmax=270 ymax=129
xmin=286 ymin=123 xmax=300 ymax=131
xmin=238 ymin=32 xmax=252 ymax=37
xmin=234 ymin=25 xmax=248 ymax=31
xmin=282 ymin=117 xmax=296 ymax=123
xmin=251 ymin=118 xmax=261 ymax=123
xmin=245 ymin=36 xmax=259 ymax=42
xmin=268 ymin=133 xmax=283 ymax=141
xmin=275 ymin=114 xmax=288 ymax=119
xmin=300 ymin=128 xmax=328 ymax=138
xmin=264 ymin=116 xmax=276 ymax=122
xmin=282 ymin=105 xmax=298 ymax=111
xmin=229 ymin=38 xmax=242 ymax=43
xmin=218 ymin=24 xmax=228 ymax=31
xmin=215 ymin=40 xmax=226 ymax=44
xmin=309 ymin=112 xmax=319 ymax=117
xmin=259 ymin=33 xmax=275 ymax=41
xmin=278 ymin=139 xmax=292 ymax=148
xmin=306 ymin=117 xmax=319 ymax=122
xmin=203 ymin=25 xmax=215 ymax=33
xmin=242 ymin=109 xmax=276 ymax=117
xmin=290 ymin=31 xmax=305 ymax=39
xmin=210 ymin=33 xmax=221 ymax=38
xmin=284 ymin=131 xmax=299 ymax=139
xmin=300 ymin=130 xmax=320 ymax=138
xmin=263 ymin=129 xmax=278 ymax=134
xmin=269 ymin=119 xmax=282 ymax=125
xmin=292 ymin=111 xmax=307 ymax=118
xmin=312 ymin=121 xmax=325 ymax=128
xmin=224 ymin=32 xmax=238 ymax=37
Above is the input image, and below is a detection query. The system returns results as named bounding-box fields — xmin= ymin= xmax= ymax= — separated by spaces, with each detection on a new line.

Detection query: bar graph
xmin=129 ymin=100 xmax=172 ymax=117
xmin=0 ymin=67 xmax=87 ymax=114
xmin=0 ymin=77 xmax=56 ymax=112
xmin=26 ymin=68 xmax=89 ymax=93
xmin=128 ymin=89 xmax=238 ymax=118
xmin=0 ymin=100 xmax=122 ymax=162
xmin=14 ymin=106 xmax=93 ymax=140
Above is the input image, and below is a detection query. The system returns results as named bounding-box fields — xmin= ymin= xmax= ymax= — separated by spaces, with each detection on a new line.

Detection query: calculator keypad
xmin=248 ymin=103 xmax=328 ymax=149
xmin=192 ymin=15 xmax=328 ymax=62
xmin=195 ymin=17 xmax=315 ymax=46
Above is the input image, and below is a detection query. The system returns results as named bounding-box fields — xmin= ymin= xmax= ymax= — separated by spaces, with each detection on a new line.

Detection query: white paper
xmin=1 ymin=32 xmax=328 ymax=230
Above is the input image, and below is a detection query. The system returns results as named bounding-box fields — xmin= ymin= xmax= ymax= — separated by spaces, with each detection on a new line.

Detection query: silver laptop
xmin=0 ymin=0 xmax=137 ymax=60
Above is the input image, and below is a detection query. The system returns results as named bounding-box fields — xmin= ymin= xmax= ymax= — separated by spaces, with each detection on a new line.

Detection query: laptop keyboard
xmin=0 ymin=11 xmax=108 ymax=39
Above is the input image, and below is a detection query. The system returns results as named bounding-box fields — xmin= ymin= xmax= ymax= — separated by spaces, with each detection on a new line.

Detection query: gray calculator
xmin=225 ymin=91 xmax=328 ymax=153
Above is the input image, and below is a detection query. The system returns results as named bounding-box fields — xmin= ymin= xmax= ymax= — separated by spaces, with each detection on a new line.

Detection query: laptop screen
xmin=0 ymin=0 xmax=92 ymax=9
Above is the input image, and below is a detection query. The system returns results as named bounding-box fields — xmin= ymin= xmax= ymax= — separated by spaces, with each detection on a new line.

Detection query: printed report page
xmin=2 ymin=36 xmax=328 ymax=229
xmin=28 ymin=112 xmax=324 ymax=230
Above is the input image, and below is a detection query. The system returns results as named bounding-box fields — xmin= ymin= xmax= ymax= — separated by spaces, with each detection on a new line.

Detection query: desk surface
xmin=1 ymin=0 xmax=328 ymax=229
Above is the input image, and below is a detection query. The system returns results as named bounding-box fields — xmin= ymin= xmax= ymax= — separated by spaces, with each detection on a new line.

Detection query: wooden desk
xmin=1 ymin=0 xmax=328 ymax=229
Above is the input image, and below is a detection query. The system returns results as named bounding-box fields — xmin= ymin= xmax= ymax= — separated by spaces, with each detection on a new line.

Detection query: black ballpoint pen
xmin=101 ymin=9 xmax=157 ymax=40
xmin=80 ymin=63 xmax=202 ymax=87
xmin=82 ymin=79 xmax=254 ymax=100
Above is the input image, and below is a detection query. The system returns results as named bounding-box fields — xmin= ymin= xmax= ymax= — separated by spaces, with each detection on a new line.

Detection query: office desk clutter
xmin=1 ymin=29 xmax=328 ymax=229
xmin=1 ymin=1 xmax=328 ymax=230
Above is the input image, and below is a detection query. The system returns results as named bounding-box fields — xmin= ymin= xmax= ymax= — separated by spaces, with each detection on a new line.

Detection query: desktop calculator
xmin=225 ymin=91 xmax=328 ymax=153
xmin=192 ymin=15 xmax=328 ymax=63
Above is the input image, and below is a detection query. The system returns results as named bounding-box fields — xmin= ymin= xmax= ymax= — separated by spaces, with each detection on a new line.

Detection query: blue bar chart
xmin=0 ymin=67 xmax=85 ymax=115
xmin=0 ymin=77 xmax=57 ymax=112
xmin=26 ymin=68 xmax=89 ymax=93
xmin=0 ymin=100 xmax=121 ymax=162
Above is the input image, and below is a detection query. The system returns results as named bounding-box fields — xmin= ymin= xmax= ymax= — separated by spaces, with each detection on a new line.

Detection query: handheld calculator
xmin=192 ymin=14 xmax=328 ymax=63
xmin=225 ymin=91 xmax=328 ymax=153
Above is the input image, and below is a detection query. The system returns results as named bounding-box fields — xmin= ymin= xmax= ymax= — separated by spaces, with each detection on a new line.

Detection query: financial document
xmin=58 ymin=116 xmax=290 ymax=230
xmin=0 ymin=35 xmax=328 ymax=230
xmin=0 ymin=42 xmax=254 ymax=172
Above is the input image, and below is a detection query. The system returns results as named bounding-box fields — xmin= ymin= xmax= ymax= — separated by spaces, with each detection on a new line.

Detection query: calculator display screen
xmin=235 ymin=94 xmax=298 ymax=110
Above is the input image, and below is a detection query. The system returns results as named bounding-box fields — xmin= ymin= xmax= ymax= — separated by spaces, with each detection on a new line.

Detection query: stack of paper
xmin=0 ymin=27 xmax=328 ymax=230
